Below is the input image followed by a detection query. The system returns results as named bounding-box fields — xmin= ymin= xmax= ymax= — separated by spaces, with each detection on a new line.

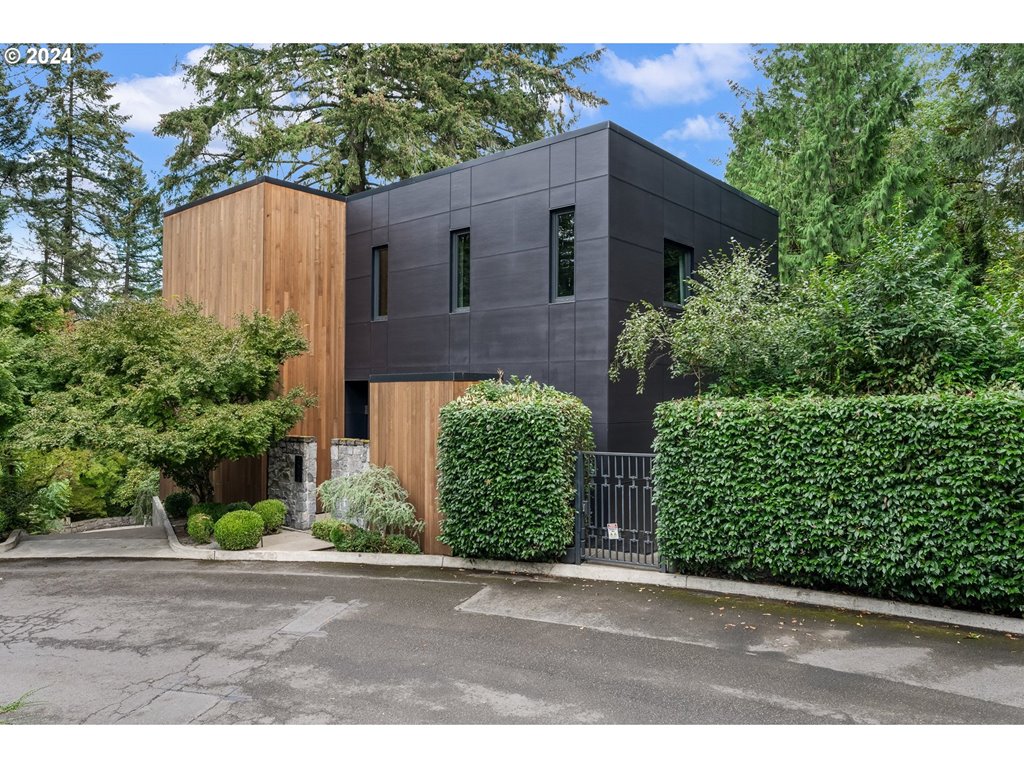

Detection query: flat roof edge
xmin=346 ymin=122 xmax=614 ymax=201
xmin=162 ymin=176 xmax=347 ymax=218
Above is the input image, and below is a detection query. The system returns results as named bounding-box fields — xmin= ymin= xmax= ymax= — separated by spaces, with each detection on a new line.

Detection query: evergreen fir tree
xmin=23 ymin=44 xmax=132 ymax=304
xmin=99 ymin=159 xmax=162 ymax=298
xmin=156 ymin=44 xmax=605 ymax=201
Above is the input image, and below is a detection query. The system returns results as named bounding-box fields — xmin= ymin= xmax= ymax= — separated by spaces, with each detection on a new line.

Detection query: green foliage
xmin=163 ymin=491 xmax=194 ymax=518
xmin=612 ymin=220 xmax=1024 ymax=397
xmin=0 ymin=285 xmax=68 ymax=437
xmin=318 ymin=465 xmax=423 ymax=539
xmin=251 ymin=499 xmax=286 ymax=534
xmin=327 ymin=525 xmax=417 ymax=554
xmin=384 ymin=534 xmax=422 ymax=555
xmin=0 ymin=508 xmax=10 ymax=539
xmin=187 ymin=512 xmax=214 ymax=545
xmin=654 ymin=392 xmax=1024 ymax=616
xmin=18 ymin=45 xmax=134 ymax=306
xmin=331 ymin=526 xmax=385 ymax=553
xmin=120 ymin=465 xmax=160 ymax=525
xmin=100 ymin=157 xmax=163 ymax=299
xmin=312 ymin=517 xmax=349 ymax=543
xmin=16 ymin=299 xmax=314 ymax=502
xmin=225 ymin=501 xmax=253 ymax=512
xmin=437 ymin=377 xmax=594 ymax=561
xmin=724 ymin=44 xmax=941 ymax=279
xmin=953 ymin=45 xmax=1024 ymax=226
xmin=212 ymin=510 xmax=264 ymax=551
xmin=611 ymin=241 xmax=792 ymax=395
xmin=2 ymin=447 xmax=142 ymax=522
xmin=156 ymin=44 xmax=605 ymax=200
xmin=1 ymin=691 xmax=35 ymax=723
xmin=18 ymin=478 xmax=71 ymax=534
xmin=187 ymin=502 xmax=229 ymax=522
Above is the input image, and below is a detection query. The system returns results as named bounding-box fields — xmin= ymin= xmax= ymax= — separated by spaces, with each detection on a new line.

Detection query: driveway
xmin=1 ymin=558 xmax=1022 ymax=724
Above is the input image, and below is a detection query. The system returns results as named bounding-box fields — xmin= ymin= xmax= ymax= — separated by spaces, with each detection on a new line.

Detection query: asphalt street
xmin=1 ymin=558 xmax=1022 ymax=724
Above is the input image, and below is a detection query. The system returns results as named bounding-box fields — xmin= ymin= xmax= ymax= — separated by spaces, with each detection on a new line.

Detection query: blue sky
xmin=98 ymin=43 xmax=767 ymax=194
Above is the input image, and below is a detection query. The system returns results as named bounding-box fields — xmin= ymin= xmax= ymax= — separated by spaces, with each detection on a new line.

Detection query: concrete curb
xmin=92 ymin=498 xmax=1024 ymax=635
xmin=0 ymin=529 xmax=24 ymax=552
xmin=153 ymin=497 xmax=214 ymax=560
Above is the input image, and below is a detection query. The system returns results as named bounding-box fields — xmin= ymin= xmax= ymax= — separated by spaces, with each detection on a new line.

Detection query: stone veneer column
xmin=328 ymin=438 xmax=371 ymax=522
xmin=267 ymin=436 xmax=317 ymax=530
xmin=330 ymin=438 xmax=370 ymax=479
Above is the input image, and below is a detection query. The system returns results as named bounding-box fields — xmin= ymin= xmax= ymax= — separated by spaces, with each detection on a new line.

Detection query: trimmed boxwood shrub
xmin=225 ymin=501 xmax=252 ymax=512
xmin=312 ymin=517 xmax=349 ymax=542
xmin=252 ymin=499 xmax=286 ymax=534
xmin=654 ymin=391 xmax=1024 ymax=616
xmin=187 ymin=502 xmax=230 ymax=522
xmin=437 ymin=377 xmax=594 ymax=561
xmin=187 ymin=512 xmax=214 ymax=544
xmin=213 ymin=510 xmax=264 ymax=551
xmin=164 ymin=491 xmax=193 ymax=518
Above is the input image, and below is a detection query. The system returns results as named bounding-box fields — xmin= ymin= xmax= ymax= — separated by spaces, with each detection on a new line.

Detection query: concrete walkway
xmin=2 ymin=501 xmax=1024 ymax=637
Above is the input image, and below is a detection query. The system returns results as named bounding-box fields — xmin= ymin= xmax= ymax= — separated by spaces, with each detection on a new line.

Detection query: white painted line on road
xmin=276 ymin=598 xmax=367 ymax=636
xmin=456 ymin=585 xmax=720 ymax=650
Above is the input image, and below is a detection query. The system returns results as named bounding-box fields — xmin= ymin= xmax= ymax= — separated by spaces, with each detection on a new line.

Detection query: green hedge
xmin=437 ymin=378 xmax=594 ymax=561
xmin=654 ymin=391 xmax=1024 ymax=615
xmin=213 ymin=510 xmax=264 ymax=551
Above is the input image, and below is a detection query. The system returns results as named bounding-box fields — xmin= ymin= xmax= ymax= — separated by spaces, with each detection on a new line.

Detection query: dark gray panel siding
xmin=550 ymin=138 xmax=575 ymax=187
xmin=345 ymin=123 xmax=776 ymax=451
xmin=471 ymin=147 xmax=549 ymax=205
xmin=348 ymin=197 xmax=372 ymax=233
xmin=604 ymin=129 xmax=778 ymax=450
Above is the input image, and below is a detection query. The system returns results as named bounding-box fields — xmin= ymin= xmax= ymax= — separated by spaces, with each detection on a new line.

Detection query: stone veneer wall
xmin=331 ymin=438 xmax=369 ymax=479
xmin=267 ymin=436 xmax=317 ymax=530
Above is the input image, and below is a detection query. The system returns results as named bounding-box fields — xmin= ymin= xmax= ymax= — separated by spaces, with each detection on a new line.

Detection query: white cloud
xmin=112 ymin=45 xmax=210 ymax=133
xmin=603 ymin=44 xmax=750 ymax=106
xmin=662 ymin=114 xmax=729 ymax=143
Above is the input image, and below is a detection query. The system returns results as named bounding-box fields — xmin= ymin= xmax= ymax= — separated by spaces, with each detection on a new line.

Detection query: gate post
xmin=267 ymin=436 xmax=317 ymax=530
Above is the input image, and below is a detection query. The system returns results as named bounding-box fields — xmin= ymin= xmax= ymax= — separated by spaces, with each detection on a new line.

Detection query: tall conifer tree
xmin=99 ymin=159 xmax=162 ymax=298
xmin=724 ymin=44 xmax=942 ymax=279
xmin=156 ymin=44 xmax=605 ymax=201
xmin=24 ymin=44 xmax=132 ymax=301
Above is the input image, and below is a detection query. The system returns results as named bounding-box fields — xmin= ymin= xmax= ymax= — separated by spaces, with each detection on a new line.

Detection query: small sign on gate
xmin=607 ymin=523 xmax=620 ymax=540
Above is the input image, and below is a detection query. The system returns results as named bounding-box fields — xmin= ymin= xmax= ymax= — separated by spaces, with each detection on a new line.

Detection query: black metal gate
xmin=570 ymin=451 xmax=664 ymax=570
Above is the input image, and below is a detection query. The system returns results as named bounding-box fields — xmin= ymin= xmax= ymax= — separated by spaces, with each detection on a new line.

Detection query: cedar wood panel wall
xmin=262 ymin=182 xmax=346 ymax=496
xmin=369 ymin=379 xmax=476 ymax=556
xmin=161 ymin=181 xmax=345 ymax=502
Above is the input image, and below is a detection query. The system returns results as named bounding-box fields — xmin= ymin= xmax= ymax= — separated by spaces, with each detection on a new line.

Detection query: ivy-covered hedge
xmin=437 ymin=378 xmax=594 ymax=561
xmin=654 ymin=391 xmax=1024 ymax=616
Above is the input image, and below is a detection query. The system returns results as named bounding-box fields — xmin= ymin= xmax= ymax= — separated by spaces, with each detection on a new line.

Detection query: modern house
xmin=163 ymin=121 xmax=778 ymax=498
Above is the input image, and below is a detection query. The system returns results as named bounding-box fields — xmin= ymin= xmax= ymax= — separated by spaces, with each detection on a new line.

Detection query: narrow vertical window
xmin=664 ymin=240 xmax=693 ymax=307
xmin=372 ymin=245 xmax=388 ymax=320
xmin=550 ymin=208 xmax=575 ymax=301
xmin=451 ymin=229 xmax=470 ymax=312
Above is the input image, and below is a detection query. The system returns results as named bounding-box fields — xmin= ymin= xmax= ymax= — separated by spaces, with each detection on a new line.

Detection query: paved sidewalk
xmin=1 ymin=526 xmax=179 ymax=559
